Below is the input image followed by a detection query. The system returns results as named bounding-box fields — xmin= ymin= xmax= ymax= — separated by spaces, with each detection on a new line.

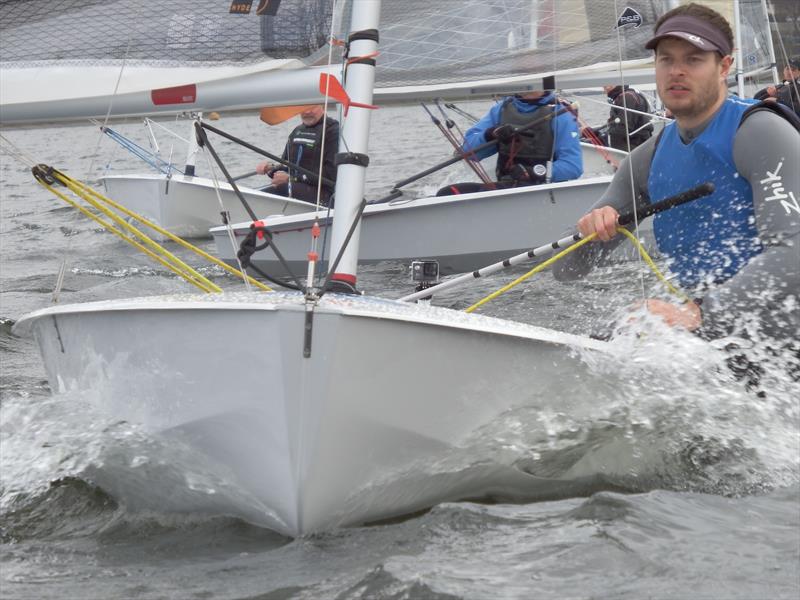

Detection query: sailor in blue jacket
xmin=437 ymin=91 xmax=583 ymax=195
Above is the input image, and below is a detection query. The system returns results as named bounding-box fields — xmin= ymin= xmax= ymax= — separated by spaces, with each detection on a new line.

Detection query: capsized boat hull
xmin=101 ymin=173 xmax=313 ymax=239
xmin=212 ymin=175 xmax=622 ymax=276
xmin=13 ymin=292 xmax=606 ymax=537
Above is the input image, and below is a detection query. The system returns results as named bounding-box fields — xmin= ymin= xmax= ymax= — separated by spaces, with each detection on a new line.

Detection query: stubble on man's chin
xmin=661 ymin=85 xmax=724 ymax=122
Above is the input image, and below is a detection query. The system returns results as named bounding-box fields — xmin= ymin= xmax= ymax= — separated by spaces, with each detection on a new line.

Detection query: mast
xmin=184 ymin=114 xmax=200 ymax=177
xmin=733 ymin=0 xmax=746 ymax=98
xmin=326 ymin=0 xmax=380 ymax=292
xmin=760 ymin=0 xmax=780 ymax=83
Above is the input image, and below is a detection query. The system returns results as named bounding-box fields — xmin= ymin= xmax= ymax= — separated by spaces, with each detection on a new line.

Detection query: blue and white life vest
xmin=649 ymin=97 xmax=762 ymax=288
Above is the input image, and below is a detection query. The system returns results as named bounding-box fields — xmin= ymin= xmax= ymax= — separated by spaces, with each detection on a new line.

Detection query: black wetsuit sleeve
xmin=698 ymin=110 xmax=800 ymax=339
xmin=321 ymin=120 xmax=340 ymax=188
xmin=552 ymin=135 xmax=656 ymax=281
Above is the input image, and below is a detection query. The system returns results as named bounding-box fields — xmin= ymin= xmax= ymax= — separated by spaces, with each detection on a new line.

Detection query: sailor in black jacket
xmin=256 ymin=105 xmax=340 ymax=206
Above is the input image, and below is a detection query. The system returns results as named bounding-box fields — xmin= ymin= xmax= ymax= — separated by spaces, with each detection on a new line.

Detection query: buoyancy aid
xmin=649 ymin=97 xmax=761 ymax=288
xmin=285 ymin=118 xmax=339 ymax=190
xmin=496 ymin=98 xmax=554 ymax=180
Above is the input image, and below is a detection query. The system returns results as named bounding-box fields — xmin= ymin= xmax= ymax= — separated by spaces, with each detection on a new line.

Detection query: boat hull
xmin=101 ymin=173 xmax=313 ymax=239
xmin=212 ymin=176 xmax=619 ymax=276
xmin=14 ymin=293 xmax=605 ymax=536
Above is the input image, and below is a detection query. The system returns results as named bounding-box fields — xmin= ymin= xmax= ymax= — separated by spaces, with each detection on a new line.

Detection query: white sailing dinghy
xmin=3 ymin=0 xmax=740 ymax=536
xmin=100 ymin=139 xmax=624 ymax=243
xmin=7 ymin=0 xmax=618 ymax=537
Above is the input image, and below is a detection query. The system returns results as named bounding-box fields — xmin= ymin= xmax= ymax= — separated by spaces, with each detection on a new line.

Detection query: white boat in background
xmin=100 ymin=172 xmax=314 ymax=239
xmin=4 ymin=0 xmax=776 ymax=536
xmin=212 ymin=169 xmax=621 ymax=278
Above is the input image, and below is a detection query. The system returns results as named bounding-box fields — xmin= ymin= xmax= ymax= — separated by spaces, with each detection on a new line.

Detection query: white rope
xmin=0 ymin=133 xmax=37 ymax=168
xmin=766 ymin=0 xmax=800 ymax=102
xmin=576 ymin=94 xmax=672 ymax=122
xmin=84 ymin=6 xmax=140 ymax=182
xmin=0 ymin=133 xmax=74 ymax=304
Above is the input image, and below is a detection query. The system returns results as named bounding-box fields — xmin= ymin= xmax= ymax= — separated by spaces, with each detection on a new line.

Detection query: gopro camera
xmin=411 ymin=260 xmax=439 ymax=285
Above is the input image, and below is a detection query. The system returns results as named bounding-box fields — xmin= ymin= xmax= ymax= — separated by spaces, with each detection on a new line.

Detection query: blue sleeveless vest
xmin=649 ymin=97 xmax=762 ymax=288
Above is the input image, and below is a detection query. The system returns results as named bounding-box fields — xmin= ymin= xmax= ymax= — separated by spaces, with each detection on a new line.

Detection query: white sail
xmin=1 ymin=0 xmax=668 ymax=124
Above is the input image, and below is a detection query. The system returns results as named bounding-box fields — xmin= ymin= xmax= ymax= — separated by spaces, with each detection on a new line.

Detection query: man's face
xmin=300 ymin=105 xmax=324 ymax=126
xmin=655 ymin=37 xmax=731 ymax=121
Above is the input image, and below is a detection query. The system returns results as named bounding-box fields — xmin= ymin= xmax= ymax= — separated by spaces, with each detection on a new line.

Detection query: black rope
xmin=198 ymin=121 xmax=335 ymax=189
xmin=194 ymin=121 xmax=305 ymax=291
xmin=443 ymin=102 xmax=479 ymax=124
xmin=236 ymin=225 xmax=304 ymax=291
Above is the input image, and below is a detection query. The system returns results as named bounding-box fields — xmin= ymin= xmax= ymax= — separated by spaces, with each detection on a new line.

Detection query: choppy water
xmin=1 ymin=102 xmax=798 ymax=600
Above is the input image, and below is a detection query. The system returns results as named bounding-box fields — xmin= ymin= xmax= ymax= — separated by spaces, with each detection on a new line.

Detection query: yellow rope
xmin=36 ymin=166 xmax=272 ymax=293
xmin=61 ymin=174 xmax=272 ymax=292
xmin=37 ymin=180 xmax=220 ymax=293
xmin=465 ymin=226 xmax=690 ymax=313
xmin=615 ymin=227 xmax=690 ymax=302
xmin=465 ymin=233 xmax=598 ymax=313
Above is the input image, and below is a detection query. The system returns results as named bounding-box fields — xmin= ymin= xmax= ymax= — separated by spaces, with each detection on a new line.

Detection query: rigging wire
xmin=1 ymin=134 xmax=71 ymax=303
xmin=766 ymin=0 xmax=800 ymax=104
xmin=310 ymin=0 xmax=344 ymax=291
xmin=197 ymin=120 xmax=254 ymax=292
xmin=612 ymin=0 xmax=648 ymax=302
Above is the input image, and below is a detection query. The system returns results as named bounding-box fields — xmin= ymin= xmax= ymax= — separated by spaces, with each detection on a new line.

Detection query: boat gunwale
xmin=11 ymin=293 xmax=608 ymax=351
xmin=209 ymin=173 xmax=615 ymax=235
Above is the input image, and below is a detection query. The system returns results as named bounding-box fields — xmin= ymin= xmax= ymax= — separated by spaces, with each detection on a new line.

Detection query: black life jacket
xmin=739 ymin=98 xmax=800 ymax=132
xmin=496 ymin=99 xmax=554 ymax=179
xmin=607 ymin=87 xmax=653 ymax=150
xmin=285 ymin=118 xmax=339 ymax=190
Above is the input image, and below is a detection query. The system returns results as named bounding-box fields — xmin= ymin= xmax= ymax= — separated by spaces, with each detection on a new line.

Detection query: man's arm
xmin=697 ymin=110 xmax=800 ymax=339
xmin=550 ymin=112 xmax=583 ymax=182
xmin=461 ymin=102 xmax=502 ymax=160
xmin=552 ymin=136 xmax=656 ymax=280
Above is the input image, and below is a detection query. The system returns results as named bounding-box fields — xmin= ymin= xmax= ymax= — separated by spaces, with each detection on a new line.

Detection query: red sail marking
xmin=151 ymin=84 xmax=197 ymax=106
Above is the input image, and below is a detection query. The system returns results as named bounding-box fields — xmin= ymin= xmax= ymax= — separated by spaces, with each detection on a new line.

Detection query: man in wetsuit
xmin=255 ymin=105 xmax=339 ymax=207
xmin=553 ymin=3 xmax=799 ymax=345
xmin=594 ymin=84 xmax=654 ymax=151
xmin=436 ymin=90 xmax=583 ymax=196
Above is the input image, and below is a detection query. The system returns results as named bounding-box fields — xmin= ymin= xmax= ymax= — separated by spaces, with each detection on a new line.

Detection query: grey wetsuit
xmin=553 ymin=107 xmax=800 ymax=341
